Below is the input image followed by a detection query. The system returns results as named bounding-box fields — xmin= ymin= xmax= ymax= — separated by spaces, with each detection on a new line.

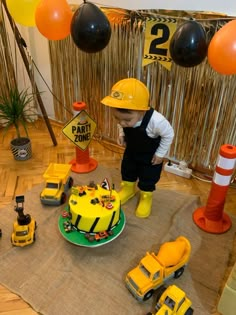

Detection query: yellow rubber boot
xmin=135 ymin=191 xmax=153 ymax=218
xmin=118 ymin=181 xmax=136 ymax=205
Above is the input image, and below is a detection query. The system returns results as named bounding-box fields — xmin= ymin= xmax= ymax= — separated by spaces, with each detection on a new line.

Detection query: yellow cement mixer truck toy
xmin=40 ymin=163 xmax=73 ymax=206
xmin=125 ymin=236 xmax=191 ymax=302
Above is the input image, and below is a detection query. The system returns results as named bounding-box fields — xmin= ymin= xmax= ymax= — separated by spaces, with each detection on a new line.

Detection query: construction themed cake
xmin=69 ymin=181 xmax=121 ymax=232
xmin=58 ymin=179 xmax=125 ymax=247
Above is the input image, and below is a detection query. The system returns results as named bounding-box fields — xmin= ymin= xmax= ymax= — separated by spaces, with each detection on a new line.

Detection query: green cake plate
xmin=58 ymin=208 xmax=126 ymax=247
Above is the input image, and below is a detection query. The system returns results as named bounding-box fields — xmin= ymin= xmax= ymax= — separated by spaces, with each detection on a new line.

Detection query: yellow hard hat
xmin=101 ymin=78 xmax=149 ymax=111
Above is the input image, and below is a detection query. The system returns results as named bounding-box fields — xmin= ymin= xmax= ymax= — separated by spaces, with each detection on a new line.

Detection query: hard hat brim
xmin=101 ymin=95 xmax=148 ymax=111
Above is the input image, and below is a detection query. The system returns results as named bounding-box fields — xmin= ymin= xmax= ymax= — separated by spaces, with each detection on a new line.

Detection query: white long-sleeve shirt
xmin=117 ymin=110 xmax=174 ymax=158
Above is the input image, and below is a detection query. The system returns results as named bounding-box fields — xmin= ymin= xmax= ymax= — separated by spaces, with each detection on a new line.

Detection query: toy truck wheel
xmin=60 ymin=193 xmax=67 ymax=205
xmin=68 ymin=177 xmax=73 ymax=188
xmin=143 ymin=290 xmax=154 ymax=301
xmin=174 ymin=266 xmax=185 ymax=278
xmin=185 ymin=307 xmax=194 ymax=315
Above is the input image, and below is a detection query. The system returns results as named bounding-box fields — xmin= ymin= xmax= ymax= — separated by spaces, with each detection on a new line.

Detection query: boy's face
xmin=112 ymin=109 xmax=144 ymax=128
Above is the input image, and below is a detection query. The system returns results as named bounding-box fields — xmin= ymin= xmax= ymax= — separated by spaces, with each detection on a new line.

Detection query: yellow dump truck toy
xmin=125 ymin=236 xmax=191 ymax=302
xmin=40 ymin=163 xmax=73 ymax=206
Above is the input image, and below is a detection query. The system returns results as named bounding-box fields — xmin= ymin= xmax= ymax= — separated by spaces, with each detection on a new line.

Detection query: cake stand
xmin=58 ymin=208 xmax=126 ymax=247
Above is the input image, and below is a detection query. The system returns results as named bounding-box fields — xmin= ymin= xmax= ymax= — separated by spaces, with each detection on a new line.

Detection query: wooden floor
xmin=0 ymin=119 xmax=235 ymax=314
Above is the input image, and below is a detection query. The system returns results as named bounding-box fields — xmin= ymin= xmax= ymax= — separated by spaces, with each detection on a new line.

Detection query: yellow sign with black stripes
xmin=62 ymin=110 xmax=96 ymax=151
xmin=143 ymin=17 xmax=177 ymax=71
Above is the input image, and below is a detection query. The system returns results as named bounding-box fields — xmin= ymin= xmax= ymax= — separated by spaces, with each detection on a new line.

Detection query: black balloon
xmin=170 ymin=21 xmax=207 ymax=67
xmin=71 ymin=2 xmax=111 ymax=53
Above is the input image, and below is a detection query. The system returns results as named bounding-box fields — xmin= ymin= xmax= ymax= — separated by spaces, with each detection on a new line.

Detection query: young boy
xmin=101 ymin=78 xmax=174 ymax=218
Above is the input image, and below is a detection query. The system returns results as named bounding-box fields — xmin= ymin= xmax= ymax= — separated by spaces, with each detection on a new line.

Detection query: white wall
xmin=73 ymin=0 xmax=236 ymax=16
xmin=15 ymin=1 xmax=236 ymax=119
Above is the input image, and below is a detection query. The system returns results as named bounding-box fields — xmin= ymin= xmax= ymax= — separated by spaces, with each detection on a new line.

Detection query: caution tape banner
xmin=143 ymin=16 xmax=177 ymax=71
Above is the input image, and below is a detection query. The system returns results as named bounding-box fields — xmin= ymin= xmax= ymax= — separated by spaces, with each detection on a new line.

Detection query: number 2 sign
xmin=143 ymin=17 xmax=177 ymax=70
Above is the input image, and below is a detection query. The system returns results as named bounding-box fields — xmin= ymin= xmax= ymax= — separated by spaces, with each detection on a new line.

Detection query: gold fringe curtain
xmin=49 ymin=8 xmax=236 ymax=172
xmin=0 ymin=5 xmax=17 ymax=95
xmin=0 ymin=4 xmax=38 ymax=124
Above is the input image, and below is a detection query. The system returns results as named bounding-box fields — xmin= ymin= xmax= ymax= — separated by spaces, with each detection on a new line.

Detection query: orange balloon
xmin=208 ymin=20 xmax=236 ymax=75
xmin=35 ymin=0 xmax=73 ymax=40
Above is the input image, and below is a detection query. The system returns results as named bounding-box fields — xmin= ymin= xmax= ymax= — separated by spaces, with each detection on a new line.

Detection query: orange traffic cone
xmin=193 ymin=144 xmax=236 ymax=234
xmin=70 ymin=102 xmax=98 ymax=173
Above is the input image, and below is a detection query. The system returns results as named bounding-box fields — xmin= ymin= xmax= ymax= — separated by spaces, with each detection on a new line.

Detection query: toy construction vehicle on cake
xmin=125 ymin=236 xmax=191 ymax=302
xmin=40 ymin=163 xmax=73 ymax=206
xmin=11 ymin=195 xmax=37 ymax=247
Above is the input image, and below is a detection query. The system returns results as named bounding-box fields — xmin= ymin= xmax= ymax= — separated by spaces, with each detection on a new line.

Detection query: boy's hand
xmin=118 ymin=136 xmax=126 ymax=146
xmin=151 ymin=155 xmax=163 ymax=165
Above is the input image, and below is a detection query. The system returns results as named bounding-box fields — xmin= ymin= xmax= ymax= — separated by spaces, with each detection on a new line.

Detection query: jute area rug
xmin=0 ymin=165 xmax=235 ymax=315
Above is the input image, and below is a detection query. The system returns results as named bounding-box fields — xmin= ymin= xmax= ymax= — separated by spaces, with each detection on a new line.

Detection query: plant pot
xmin=10 ymin=137 xmax=32 ymax=161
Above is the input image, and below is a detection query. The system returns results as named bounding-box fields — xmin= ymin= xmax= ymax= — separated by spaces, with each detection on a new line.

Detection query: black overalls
xmin=121 ymin=108 xmax=163 ymax=192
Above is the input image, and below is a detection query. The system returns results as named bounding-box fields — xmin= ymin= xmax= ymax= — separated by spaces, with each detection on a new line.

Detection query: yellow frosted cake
xmin=68 ymin=182 xmax=121 ymax=233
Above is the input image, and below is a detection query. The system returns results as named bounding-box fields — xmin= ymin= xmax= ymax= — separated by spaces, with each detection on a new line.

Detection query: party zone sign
xmin=62 ymin=110 xmax=96 ymax=150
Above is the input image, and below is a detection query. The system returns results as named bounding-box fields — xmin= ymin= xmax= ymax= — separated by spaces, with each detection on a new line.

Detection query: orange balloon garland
xmin=35 ymin=0 xmax=73 ymax=41
xmin=208 ymin=20 xmax=236 ymax=75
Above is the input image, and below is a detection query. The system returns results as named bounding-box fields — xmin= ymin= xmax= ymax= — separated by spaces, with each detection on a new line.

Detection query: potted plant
xmin=0 ymin=87 xmax=36 ymax=160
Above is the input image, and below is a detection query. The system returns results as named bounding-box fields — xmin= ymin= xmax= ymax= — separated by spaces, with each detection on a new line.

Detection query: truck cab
xmin=127 ymin=254 xmax=164 ymax=299
xmin=43 ymin=179 xmax=63 ymax=200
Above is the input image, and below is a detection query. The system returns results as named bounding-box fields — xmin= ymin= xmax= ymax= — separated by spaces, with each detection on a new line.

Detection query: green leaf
xmin=0 ymin=87 xmax=37 ymax=138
